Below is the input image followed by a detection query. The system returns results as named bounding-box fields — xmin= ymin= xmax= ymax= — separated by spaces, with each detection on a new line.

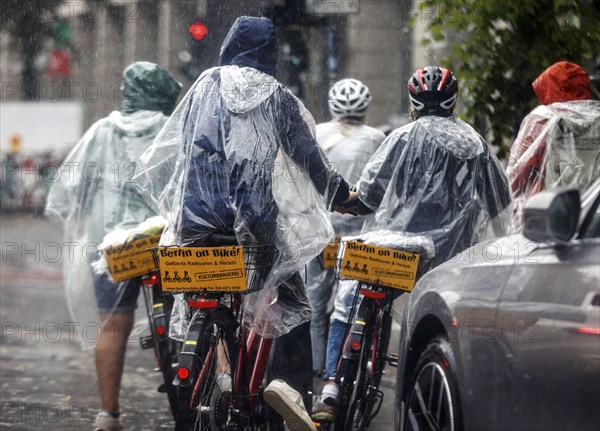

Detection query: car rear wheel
xmin=405 ymin=337 xmax=462 ymax=431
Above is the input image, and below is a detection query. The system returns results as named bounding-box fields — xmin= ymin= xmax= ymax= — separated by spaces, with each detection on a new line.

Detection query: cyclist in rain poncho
xmin=312 ymin=66 xmax=512 ymax=422
xmin=507 ymin=61 xmax=600 ymax=229
xmin=135 ymin=17 xmax=353 ymax=431
xmin=45 ymin=62 xmax=182 ymax=431
xmin=306 ymin=78 xmax=385 ymax=377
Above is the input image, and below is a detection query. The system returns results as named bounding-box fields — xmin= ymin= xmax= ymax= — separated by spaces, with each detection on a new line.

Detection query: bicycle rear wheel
xmin=151 ymin=285 xmax=179 ymax=418
xmin=175 ymin=306 xmax=237 ymax=431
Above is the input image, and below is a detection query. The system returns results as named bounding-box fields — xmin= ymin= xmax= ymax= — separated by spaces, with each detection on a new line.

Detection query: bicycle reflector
xmin=155 ymin=325 xmax=166 ymax=337
xmin=142 ymin=273 xmax=160 ymax=285
xmin=351 ymin=340 xmax=362 ymax=351
xmin=187 ymin=299 xmax=219 ymax=309
xmin=177 ymin=367 xmax=190 ymax=380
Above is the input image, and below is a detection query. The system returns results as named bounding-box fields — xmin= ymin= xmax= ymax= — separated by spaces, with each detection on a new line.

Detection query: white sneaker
xmin=217 ymin=372 xmax=232 ymax=392
xmin=263 ymin=379 xmax=317 ymax=431
xmin=94 ymin=411 xmax=122 ymax=431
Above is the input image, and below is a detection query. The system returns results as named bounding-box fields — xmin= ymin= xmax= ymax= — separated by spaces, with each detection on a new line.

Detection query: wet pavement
xmin=0 ymin=213 xmax=396 ymax=430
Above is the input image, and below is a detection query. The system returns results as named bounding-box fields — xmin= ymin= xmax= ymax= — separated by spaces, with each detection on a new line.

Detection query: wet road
xmin=0 ymin=213 xmax=397 ymax=430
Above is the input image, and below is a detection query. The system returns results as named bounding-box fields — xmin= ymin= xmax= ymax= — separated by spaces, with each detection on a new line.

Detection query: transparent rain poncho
xmin=317 ymin=119 xmax=385 ymax=235
xmin=136 ymin=65 xmax=346 ymax=339
xmin=357 ymin=115 xmax=513 ymax=269
xmin=44 ymin=111 xmax=170 ymax=348
xmin=507 ymin=100 xmax=600 ymax=228
xmin=45 ymin=62 xmax=181 ymax=349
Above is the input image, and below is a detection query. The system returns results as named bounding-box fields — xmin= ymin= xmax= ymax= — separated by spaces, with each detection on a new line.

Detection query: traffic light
xmin=181 ymin=21 xmax=209 ymax=81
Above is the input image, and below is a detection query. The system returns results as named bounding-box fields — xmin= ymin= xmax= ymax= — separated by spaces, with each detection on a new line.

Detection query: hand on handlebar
xmin=332 ymin=191 xmax=360 ymax=215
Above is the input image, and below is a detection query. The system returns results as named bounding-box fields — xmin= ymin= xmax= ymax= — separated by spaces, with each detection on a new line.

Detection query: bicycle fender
xmin=176 ymin=309 xmax=207 ymax=388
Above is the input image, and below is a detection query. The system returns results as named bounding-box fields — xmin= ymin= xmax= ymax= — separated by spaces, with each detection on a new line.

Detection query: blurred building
xmin=1 ymin=0 xmax=430 ymax=132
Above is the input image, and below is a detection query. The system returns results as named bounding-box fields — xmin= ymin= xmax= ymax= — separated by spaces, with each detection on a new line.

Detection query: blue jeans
xmin=324 ymin=319 xmax=348 ymax=379
xmin=306 ymin=258 xmax=336 ymax=374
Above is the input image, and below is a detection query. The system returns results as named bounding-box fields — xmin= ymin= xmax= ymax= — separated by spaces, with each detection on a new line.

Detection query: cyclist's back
xmin=360 ymin=113 xmax=511 ymax=266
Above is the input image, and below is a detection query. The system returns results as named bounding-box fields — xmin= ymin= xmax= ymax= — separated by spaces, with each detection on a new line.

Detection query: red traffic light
xmin=189 ymin=22 xmax=208 ymax=40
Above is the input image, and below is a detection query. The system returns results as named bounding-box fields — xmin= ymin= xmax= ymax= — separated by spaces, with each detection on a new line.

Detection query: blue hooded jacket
xmin=220 ymin=16 xmax=278 ymax=77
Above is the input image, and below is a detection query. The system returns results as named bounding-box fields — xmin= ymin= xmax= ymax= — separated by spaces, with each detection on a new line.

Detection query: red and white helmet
xmin=408 ymin=66 xmax=458 ymax=114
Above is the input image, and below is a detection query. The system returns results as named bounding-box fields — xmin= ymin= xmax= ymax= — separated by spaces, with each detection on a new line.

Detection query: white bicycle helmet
xmin=328 ymin=78 xmax=372 ymax=118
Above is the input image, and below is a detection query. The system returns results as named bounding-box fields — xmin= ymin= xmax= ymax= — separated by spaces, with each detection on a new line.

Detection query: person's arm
xmin=280 ymin=91 xmax=350 ymax=205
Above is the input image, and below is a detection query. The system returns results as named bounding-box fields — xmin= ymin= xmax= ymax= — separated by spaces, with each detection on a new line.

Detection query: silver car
xmin=394 ymin=181 xmax=600 ymax=431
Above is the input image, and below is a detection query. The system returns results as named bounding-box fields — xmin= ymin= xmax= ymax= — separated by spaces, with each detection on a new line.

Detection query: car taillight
xmin=578 ymin=327 xmax=600 ymax=335
xmin=178 ymin=367 xmax=190 ymax=380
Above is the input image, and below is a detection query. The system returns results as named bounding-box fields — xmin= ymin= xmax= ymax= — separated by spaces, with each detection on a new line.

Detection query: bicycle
xmin=154 ymin=234 xmax=287 ymax=431
xmin=321 ymin=235 xmax=434 ymax=431
xmin=137 ymin=269 xmax=179 ymax=418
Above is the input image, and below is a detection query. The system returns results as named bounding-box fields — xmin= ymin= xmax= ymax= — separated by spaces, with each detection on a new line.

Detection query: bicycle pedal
xmin=139 ymin=335 xmax=155 ymax=349
xmin=385 ymin=353 xmax=398 ymax=367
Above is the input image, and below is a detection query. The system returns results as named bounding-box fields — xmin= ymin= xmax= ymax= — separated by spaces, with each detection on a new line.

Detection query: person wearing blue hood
xmin=137 ymin=16 xmax=354 ymax=431
xmin=46 ymin=62 xmax=182 ymax=431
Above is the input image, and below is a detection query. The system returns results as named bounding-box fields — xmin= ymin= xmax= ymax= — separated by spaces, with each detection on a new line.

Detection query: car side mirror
xmin=522 ymin=188 xmax=581 ymax=244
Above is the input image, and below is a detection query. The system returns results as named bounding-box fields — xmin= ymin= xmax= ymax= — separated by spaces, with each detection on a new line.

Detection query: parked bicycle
xmin=321 ymin=234 xmax=434 ymax=431
xmin=155 ymin=234 xmax=285 ymax=430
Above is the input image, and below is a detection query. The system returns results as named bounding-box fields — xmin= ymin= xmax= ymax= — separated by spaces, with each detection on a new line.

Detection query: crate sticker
xmin=105 ymin=235 xmax=161 ymax=282
xmin=339 ymin=240 xmax=420 ymax=291
xmin=157 ymin=246 xmax=247 ymax=292
xmin=321 ymin=237 xmax=341 ymax=269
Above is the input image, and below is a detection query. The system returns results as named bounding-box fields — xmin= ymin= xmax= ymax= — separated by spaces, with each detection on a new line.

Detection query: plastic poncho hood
xmin=220 ymin=16 xmax=277 ymax=77
xmin=357 ymin=116 xmax=512 ymax=268
xmin=136 ymin=63 xmax=344 ymax=338
xmin=533 ymin=61 xmax=592 ymax=106
xmin=121 ymin=61 xmax=182 ymax=115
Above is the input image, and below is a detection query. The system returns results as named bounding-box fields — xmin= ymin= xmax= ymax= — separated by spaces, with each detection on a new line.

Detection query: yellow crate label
xmin=339 ymin=241 xmax=420 ymax=292
xmin=321 ymin=237 xmax=341 ymax=269
xmin=104 ymin=235 xmax=161 ymax=282
xmin=157 ymin=246 xmax=247 ymax=292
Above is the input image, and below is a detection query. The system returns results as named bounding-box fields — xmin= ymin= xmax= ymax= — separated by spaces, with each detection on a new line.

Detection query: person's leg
xmin=92 ymin=272 xmax=140 ymax=425
xmin=264 ymin=273 xmax=316 ymax=431
xmin=305 ymin=259 xmax=335 ymax=375
xmin=324 ymin=319 xmax=347 ymax=380
xmin=96 ymin=310 xmax=135 ymax=413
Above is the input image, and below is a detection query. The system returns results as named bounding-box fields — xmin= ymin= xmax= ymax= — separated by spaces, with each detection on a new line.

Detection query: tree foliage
xmin=1 ymin=0 xmax=105 ymax=100
xmin=416 ymin=0 xmax=600 ymax=154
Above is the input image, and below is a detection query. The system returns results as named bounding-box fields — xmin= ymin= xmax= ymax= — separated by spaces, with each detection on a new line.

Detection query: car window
xmin=580 ymin=190 xmax=600 ymax=239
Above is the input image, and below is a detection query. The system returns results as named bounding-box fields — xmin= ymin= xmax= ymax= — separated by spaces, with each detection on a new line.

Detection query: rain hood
xmin=533 ymin=61 xmax=592 ymax=106
xmin=357 ymin=116 xmax=512 ymax=268
xmin=121 ymin=61 xmax=182 ymax=115
xmin=220 ymin=16 xmax=277 ymax=77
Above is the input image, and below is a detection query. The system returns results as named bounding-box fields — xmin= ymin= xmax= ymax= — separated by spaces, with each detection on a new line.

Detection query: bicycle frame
xmin=329 ymin=282 xmax=396 ymax=431
xmin=174 ymin=290 xmax=276 ymax=428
